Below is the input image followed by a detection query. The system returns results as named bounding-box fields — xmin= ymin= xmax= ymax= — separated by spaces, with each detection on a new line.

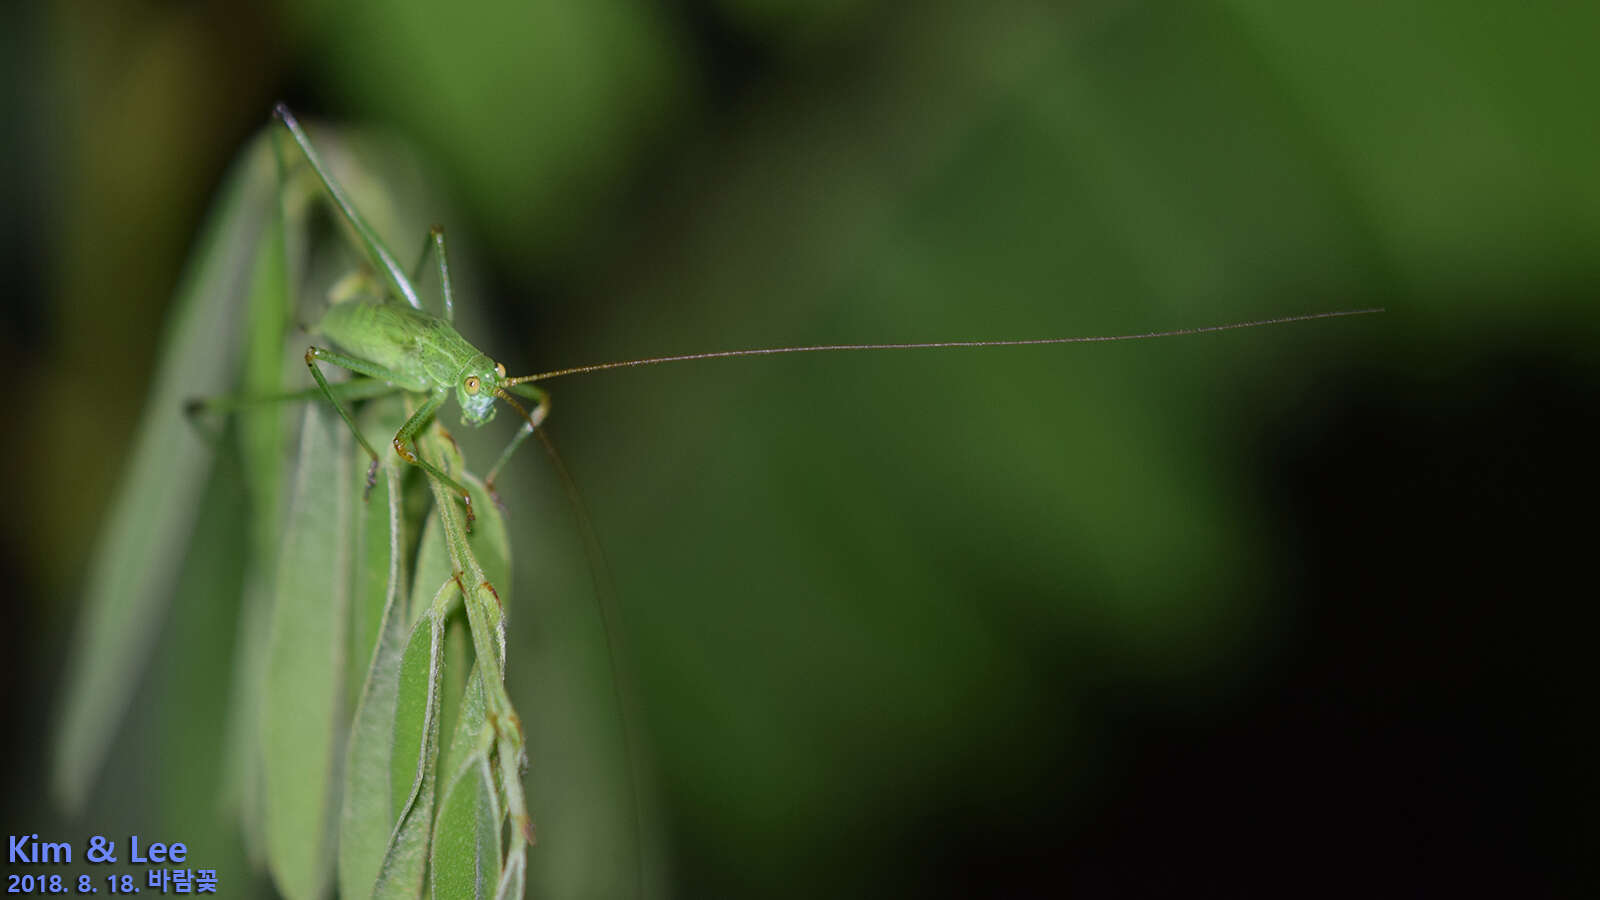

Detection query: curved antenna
xmin=491 ymin=387 xmax=538 ymax=430
xmin=529 ymin=426 xmax=647 ymax=899
xmin=507 ymin=308 xmax=1384 ymax=385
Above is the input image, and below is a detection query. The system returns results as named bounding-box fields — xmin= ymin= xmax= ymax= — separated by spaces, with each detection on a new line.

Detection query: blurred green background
xmin=3 ymin=0 xmax=1598 ymax=896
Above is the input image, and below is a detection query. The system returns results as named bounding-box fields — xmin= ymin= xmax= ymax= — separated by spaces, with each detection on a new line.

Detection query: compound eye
xmin=494 ymin=362 xmax=506 ymax=377
xmin=465 ymin=376 xmax=481 ymax=394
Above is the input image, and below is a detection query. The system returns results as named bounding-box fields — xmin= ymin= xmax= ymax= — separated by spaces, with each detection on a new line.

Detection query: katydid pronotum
xmin=78 ymin=102 xmax=1384 ymax=898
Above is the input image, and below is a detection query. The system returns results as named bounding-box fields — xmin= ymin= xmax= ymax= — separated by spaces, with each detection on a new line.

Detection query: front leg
xmin=393 ymin=388 xmax=478 ymax=531
xmin=305 ymin=346 xmax=411 ymax=495
xmin=484 ymin=383 xmax=550 ymax=503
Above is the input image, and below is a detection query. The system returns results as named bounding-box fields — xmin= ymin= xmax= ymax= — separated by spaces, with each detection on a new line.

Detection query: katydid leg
xmin=183 ymin=377 xmax=401 ymax=460
xmin=484 ymin=383 xmax=550 ymax=500
xmin=272 ymin=104 xmax=422 ymax=311
xmin=392 ymin=389 xmax=479 ymax=531
xmin=304 ymin=346 xmax=410 ymax=492
xmin=408 ymin=225 xmax=456 ymax=324
xmin=188 ymin=377 xmax=400 ymax=419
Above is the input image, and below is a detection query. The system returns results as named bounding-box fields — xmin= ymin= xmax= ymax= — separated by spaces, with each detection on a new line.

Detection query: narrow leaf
xmin=371 ymin=605 xmax=448 ymax=898
xmin=338 ymin=453 xmax=409 ymax=900
xmin=263 ymin=403 xmax=354 ymax=899
xmin=410 ymin=502 xmax=454 ymax=631
xmin=220 ymin=120 xmax=301 ymax=862
xmin=432 ymin=668 xmax=500 ymax=899
xmin=150 ymin=462 xmax=254 ymax=883
xmin=496 ymin=849 xmax=527 ymax=900
xmin=437 ymin=612 xmax=472 ymax=779
xmin=349 ymin=397 xmax=410 ymax=707
xmin=52 ymin=134 xmax=276 ymax=812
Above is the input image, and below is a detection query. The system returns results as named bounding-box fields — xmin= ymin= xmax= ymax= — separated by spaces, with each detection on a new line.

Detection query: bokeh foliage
xmin=5 ymin=0 xmax=1598 ymax=896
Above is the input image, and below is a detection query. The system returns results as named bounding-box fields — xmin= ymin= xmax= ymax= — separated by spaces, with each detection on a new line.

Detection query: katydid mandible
xmin=268 ymin=102 xmax=1380 ymax=535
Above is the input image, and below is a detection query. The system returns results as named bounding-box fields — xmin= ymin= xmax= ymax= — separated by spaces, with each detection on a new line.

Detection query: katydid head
xmin=457 ymin=358 xmax=508 ymax=426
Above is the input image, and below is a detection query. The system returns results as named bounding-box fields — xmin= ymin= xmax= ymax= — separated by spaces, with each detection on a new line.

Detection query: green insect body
xmin=259 ymin=104 xmax=557 ymax=896
xmin=304 ymin=296 xmax=544 ymax=530
xmin=316 ymin=298 xmax=506 ymax=425
xmin=280 ymin=102 xmax=550 ymax=526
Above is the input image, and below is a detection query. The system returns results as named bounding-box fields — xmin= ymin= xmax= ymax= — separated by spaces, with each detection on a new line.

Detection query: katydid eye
xmin=494 ymin=362 xmax=506 ymax=377
xmin=465 ymin=376 xmax=481 ymax=394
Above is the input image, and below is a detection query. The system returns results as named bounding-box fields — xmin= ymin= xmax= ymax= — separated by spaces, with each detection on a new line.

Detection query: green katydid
xmin=262 ymin=103 xmax=1380 ymax=532
xmin=70 ymin=102 xmax=1382 ymax=898
xmin=270 ymin=98 xmax=1377 ymax=886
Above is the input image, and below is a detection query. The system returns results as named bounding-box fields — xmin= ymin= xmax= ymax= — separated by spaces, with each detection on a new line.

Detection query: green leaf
xmin=464 ymin=476 xmax=512 ymax=601
xmin=406 ymin=471 xmax=510 ymax=636
xmin=52 ymin=133 xmax=277 ymax=813
xmin=406 ymin=462 xmax=510 ymax=602
xmin=337 ymin=456 xmax=410 ymax=900
xmin=151 ymin=459 xmax=254 ymax=886
xmin=434 ymin=474 xmax=510 ymax=761
xmin=495 ymin=849 xmax=526 ymax=900
xmin=389 ymin=430 xmax=520 ymax=898
xmin=414 ymin=427 xmax=511 ymax=671
xmin=349 ymin=397 xmax=410 ymax=708
xmin=221 ymin=572 xmax=279 ymax=868
xmin=220 ymin=120 xmax=302 ymax=865
xmin=437 ymin=612 xmax=472 ymax=785
xmin=371 ymin=605 xmax=447 ymax=898
xmin=414 ymin=422 xmax=529 ymax=869
xmin=409 ymin=498 xmax=454 ymax=631
xmin=432 ymin=668 xmax=500 ymax=899
xmin=263 ymin=402 xmax=355 ymax=899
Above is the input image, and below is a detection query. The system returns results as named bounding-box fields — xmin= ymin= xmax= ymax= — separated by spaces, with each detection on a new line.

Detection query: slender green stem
xmin=416 ymin=421 xmax=533 ymax=860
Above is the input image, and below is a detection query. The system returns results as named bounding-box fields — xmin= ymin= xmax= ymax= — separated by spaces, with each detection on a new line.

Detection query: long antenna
xmin=507 ymin=307 xmax=1384 ymax=385
xmin=532 ymin=428 xmax=646 ymax=898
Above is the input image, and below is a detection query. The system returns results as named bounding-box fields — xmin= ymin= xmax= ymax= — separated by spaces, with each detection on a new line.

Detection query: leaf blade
xmin=262 ymin=402 xmax=354 ymax=899
xmin=371 ymin=603 xmax=448 ymax=899
xmin=52 ymin=134 xmax=277 ymax=813
xmin=432 ymin=668 xmax=499 ymax=900
xmin=338 ymin=449 xmax=410 ymax=900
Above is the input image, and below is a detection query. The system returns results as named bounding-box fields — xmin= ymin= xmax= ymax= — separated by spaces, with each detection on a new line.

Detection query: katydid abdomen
xmin=315 ymin=299 xmax=469 ymax=395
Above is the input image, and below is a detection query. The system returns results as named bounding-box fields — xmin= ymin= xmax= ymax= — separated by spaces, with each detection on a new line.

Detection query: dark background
xmin=3 ymin=1 xmax=1596 ymax=896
